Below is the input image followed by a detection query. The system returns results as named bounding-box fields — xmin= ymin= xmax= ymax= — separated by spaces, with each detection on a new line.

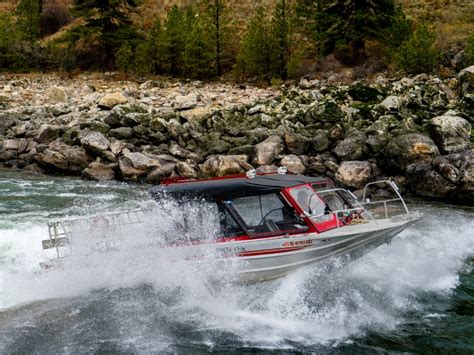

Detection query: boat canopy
xmin=150 ymin=174 xmax=328 ymax=201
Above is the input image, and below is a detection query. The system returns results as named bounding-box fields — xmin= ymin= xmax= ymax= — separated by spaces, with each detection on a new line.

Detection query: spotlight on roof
xmin=277 ymin=166 xmax=288 ymax=175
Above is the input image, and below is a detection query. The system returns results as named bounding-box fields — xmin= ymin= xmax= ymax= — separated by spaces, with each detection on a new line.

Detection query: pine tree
xmin=300 ymin=0 xmax=395 ymax=64
xmin=384 ymin=5 xmax=412 ymax=60
xmin=236 ymin=7 xmax=276 ymax=83
xmin=183 ymin=14 xmax=214 ymax=79
xmin=272 ymin=0 xmax=292 ymax=80
xmin=73 ymin=0 xmax=142 ymax=69
xmin=16 ymin=0 xmax=40 ymax=42
xmin=115 ymin=42 xmax=134 ymax=73
xmin=204 ymin=0 xmax=232 ymax=76
xmin=159 ymin=5 xmax=186 ymax=75
xmin=395 ymin=22 xmax=439 ymax=74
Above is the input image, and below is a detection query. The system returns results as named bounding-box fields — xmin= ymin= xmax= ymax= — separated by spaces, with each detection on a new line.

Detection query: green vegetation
xmin=0 ymin=0 xmax=471 ymax=80
xmin=395 ymin=23 xmax=439 ymax=74
xmin=465 ymin=33 xmax=474 ymax=66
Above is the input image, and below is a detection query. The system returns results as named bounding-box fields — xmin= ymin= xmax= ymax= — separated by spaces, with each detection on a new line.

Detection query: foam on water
xmin=0 ymin=171 xmax=473 ymax=351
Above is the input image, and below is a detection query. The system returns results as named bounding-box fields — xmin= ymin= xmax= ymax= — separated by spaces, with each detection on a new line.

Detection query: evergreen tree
xmin=73 ymin=0 xmax=142 ymax=69
xmin=385 ymin=5 xmax=412 ymax=52
xmin=183 ymin=14 xmax=214 ymax=79
xmin=204 ymin=0 xmax=232 ymax=76
xmin=300 ymin=0 xmax=395 ymax=64
xmin=16 ymin=0 xmax=40 ymax=41
xmin=147 ymin=17 xmax=163 ymax=74
xmin=395 ymin=22 xmax=439 ymax=74
xmin=272 ymin=0 xmax=292 ymax=80
xmin=236 ymin=7 xmax=276 ymax=83
xmin=115 ymin=42 xmax=134 ymax=73
xmin=159 ymin=5 xmax=186 ymax=75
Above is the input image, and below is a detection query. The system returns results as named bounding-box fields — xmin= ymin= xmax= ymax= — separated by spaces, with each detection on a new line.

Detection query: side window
xmin=230 ymin=194 xmax=302 ymax=234
xmin=218 ymin=204 xmax=245 ymax=237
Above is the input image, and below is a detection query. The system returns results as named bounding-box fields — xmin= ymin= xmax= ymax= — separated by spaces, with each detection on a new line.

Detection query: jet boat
xmin=41 ymin=169 xmax=422 ymax=281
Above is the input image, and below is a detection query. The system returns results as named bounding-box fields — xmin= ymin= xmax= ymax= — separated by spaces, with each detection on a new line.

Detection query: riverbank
xmin=1 ymin=68 xmax=473 ymax=203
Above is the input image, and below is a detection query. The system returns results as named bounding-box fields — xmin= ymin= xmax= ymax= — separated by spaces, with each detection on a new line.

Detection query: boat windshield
xmin=288 ymin=185 xmax=334 ymax=225
xmin=224 ymin=193 xmax=306 ymax=236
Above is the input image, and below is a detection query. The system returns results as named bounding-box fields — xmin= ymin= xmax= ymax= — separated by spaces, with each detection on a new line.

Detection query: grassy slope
xmin=1 ymin=0 xmax=472 ymax=46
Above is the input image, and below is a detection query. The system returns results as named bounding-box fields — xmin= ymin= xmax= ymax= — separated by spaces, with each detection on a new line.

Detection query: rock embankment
xmin=1 ymin=68 xmax=473 ymax=203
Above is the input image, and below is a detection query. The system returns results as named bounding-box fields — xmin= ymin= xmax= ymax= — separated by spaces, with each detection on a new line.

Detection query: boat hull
xmin=207 ymin=214 xmax=421 ymax=282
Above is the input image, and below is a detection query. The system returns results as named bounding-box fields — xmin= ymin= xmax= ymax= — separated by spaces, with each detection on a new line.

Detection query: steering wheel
xmin=257 ymin=208 xmax=282 ymax=226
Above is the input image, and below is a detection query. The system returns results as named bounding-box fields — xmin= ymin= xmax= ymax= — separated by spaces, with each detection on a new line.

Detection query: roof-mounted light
xmin=277 ymin=166 xmax=288 ymax=174
xmin=246 ymin=169 xmax=257 ymax=179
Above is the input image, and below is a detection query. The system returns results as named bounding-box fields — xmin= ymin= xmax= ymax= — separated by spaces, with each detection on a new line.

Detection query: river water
xmin=0 ymin=170 xmax=473 ymax=354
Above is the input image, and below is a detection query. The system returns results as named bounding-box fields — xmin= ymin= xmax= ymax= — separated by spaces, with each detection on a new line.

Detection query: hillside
xmin=1 ymin=0 xmax=472 ymax=46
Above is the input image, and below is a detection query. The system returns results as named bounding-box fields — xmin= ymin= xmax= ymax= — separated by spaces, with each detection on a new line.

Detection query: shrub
xmin=395 ymin=22 xmax=440 ymax=74
xmin=40 ymin=3 xmax=72 ymax=37
xmin=465 ymin=33 xmax=474 ymax=66
xmin=115 ymin=42 xmax=134 ymax=73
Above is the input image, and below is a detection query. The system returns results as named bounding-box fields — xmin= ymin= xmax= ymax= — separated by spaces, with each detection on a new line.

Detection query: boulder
xmin=122 ymin=151 xmax=158 ymax=170
xmin=384 ymin=133 xmax=440 ymax=171
xmin=83 ymin=162 xmax=116 ymax=181
xmin=37 ymin=149 xmax=69 ymax=170
xmin=307 ymin=100 xmax=344 ymax=123
xmin=175 ymin=161 xmax=198 ymax=179
xmin=175 ymin=93 xmax=198 ymax=110
xmin=109 ymin=127 xmax=133 ymax=139
xmin=47 ymin=86 xmax=68 ymax=103
xmin=253 ymin=135 xmax=284 ymax=165
xmin=80 ymin=131 xmax=110 ymax=154
xmin=35 ymin=124 xmax=62 ymax=143
xmin=62 ymin=147 xmax=91 ymax=172
xmin=379 ymin=95 xmax=402 ymax=112
xmin=280 ymin=154 xmax=306 ymax=174
xmin=146 ymin=163 xmax=176 ymax=183
xmin=98 ymin=92 xmax=128 ymax=110
xmin=119 ymin=158 xmax=146 ymax=181
xmin=3 ymin=139 xmax=19 ymax=150
xmin=201 ymin=155 xmax=253 ymax=177
xmin=309 ymin=130 xmax=330 ymax=152
xmin=333 ymin=131 xmax=367 ymax=161
xmin=335 ymin=161 xmax=374 ymax=189
xmin=429 ymin=115 xmax=471 ymax=154
xmin=0 ymin=113 xmax=15 ymax=131
xmin=284 ymin=131 xmax=308 ymax=155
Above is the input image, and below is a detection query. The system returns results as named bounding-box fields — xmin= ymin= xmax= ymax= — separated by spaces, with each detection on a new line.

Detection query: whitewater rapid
xmin=1 ymin=204 xmax=472 ymax=350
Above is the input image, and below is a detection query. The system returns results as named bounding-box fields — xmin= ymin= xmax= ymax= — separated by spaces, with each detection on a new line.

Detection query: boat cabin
xmin=150 ymin=173 xmax=359 ymax=240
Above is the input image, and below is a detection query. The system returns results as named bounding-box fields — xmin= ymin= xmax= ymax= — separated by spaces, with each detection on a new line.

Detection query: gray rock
xmin=333 ymin=131 xmax=366 ymax=161
xmin=98 ymin=92 xmax=128 ymax=110
xmin=37 ymin=149 xmax=69 ymax=170
xmin=109 ymin=127 xmax=133 ymax=139
xmin=47 ymin=86 xmax=68 ymax=103
xmin=335 ymin=161 xmax=374 ymax=189
xmin=429 ymin=115 xmax=471 ymax=154
xmin=83 ymin=162 xmax=116 ymax=181
xmin=175 ymin=93 xmax=198 ymax=110
xmin=253 ymin=135 xmax=284 ymax=165
xmin=309 ymin=130 xmax=330 ymax=152
xmin=201 ymin=155 xmax=253 ymax=177
xmin=35 ymin=124 xmax=62 ymax=143
xmin=0 ymin=113 xmax=15 ymax=131
xmin=145 ymin=163 xmax=176 ymax=183
xmin=3 ymin=139 xmax=19 ymax=150
xmin=80 ymin=131 xmax=110 ymax=153
xmin=280 ymin=154 xmax=306 ymax=174
xmin=379 ymin=95 xmax=402 ymax=112
xmin=62 ymin=146 xmax=92 ymax=172
xmin=175 ymin=161 xmax=198 ymax=179
xmin=385 ymin=133 xmax=440 ymax=171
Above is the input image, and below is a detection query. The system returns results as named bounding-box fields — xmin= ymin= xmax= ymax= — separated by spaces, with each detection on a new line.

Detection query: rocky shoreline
xmin=1 ymin=68 xmax=473 ymax=203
